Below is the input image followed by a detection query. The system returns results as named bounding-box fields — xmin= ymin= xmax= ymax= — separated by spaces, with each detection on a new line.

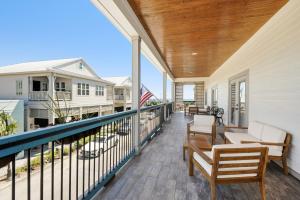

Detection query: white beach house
xmin=0 ymin=58 xmax=115 ymax=131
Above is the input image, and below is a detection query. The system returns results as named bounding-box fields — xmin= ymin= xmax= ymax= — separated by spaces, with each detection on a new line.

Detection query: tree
xmin=0 ymin=109 xmax=17 ymax=179
xmin=0 ymin=110 xmax=17 ymax=136
xmin=43 ymin=93 xmax=71 ymax=125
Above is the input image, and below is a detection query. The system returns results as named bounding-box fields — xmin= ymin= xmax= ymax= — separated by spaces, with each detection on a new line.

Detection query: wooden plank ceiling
xmin=128 ymin=0 xmax=288 ymax=78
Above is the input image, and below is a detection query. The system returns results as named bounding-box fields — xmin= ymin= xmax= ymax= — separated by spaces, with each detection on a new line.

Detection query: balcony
xmin=54 ymin=91 xmax=72 ymax=101
xmin=0 ymin=103 xmax=173 ymax=200
xmin=114 ymin=94 xmax=125 ymax=101
xmin=29 ymin=91 xmax=49 ymax=101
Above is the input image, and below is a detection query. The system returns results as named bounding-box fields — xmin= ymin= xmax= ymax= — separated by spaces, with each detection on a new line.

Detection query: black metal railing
xmin=0 ymin=103 xmax=173 ymax=200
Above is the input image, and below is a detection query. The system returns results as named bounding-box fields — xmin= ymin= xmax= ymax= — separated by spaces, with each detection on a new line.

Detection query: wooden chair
xmin=183 ymin=115 xmax=216 ymax=160
xmin=189 ymin=106 xmax=198 ymax=115
xmin=188 ymin=115 xmax=216 ymax=144
xmin=224 ymin=124 xmax=292 ymax=175
xmin=189 ymin=143 xmax=269 ymax=200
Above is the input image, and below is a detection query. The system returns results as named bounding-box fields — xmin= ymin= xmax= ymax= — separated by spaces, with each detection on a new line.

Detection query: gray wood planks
xmin=95 ymin=113 xmax=300 ymax=200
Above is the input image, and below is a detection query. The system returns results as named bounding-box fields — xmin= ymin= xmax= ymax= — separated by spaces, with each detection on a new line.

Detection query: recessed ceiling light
xmin=192 ymin=52 xmax=198 ymax=55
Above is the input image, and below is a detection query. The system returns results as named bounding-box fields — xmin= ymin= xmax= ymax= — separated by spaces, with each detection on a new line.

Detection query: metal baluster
xmin=51 ymin=141 xmax=54 ymax=200
xmin=88 ymin=133 xmax=91 ymax=192
xmin=82 ymin=136 xmax=85 ymax=198
xmin=41 ymin=144 xmax=44 ymax=200
xmin=12 ymin=155 xmax=16 ymax=200
xmin=109 ymin=123 xmax=112 ymax=173
xmin=98 ymin=127 xmax=101 ymax=183
xmin=118 ymin=120 xmax=121 ymax=165
xmin=76 ymin=138 xmax=79 ymax=200
xmin=61 ymin=140 xmax=64 ymax=200
xmin=93 ymin=130 xmax=96 ymax=189
xmin=125 ymin=117 xmax=128 ymax=157
xmin=69 ymin=142 xmax=72 ymax=200
xmin=27 ymin=149 xmax=31 ymax=200
xmin=113 ymin=122 xmax=116 ymax=169
xmin=106 ymin=124 xmax=108 ymax=176
xmin=102 ymin=126 xmax=105 ymax=180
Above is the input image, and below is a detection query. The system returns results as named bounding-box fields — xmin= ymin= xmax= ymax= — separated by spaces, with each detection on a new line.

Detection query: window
xmin=96 ymin=85 xmax=104 ymax=96
xmin=61 ymin=82 xmax=66 ymax=91
xmin=16 ymin=80 xmax=22 ymax=96
xmin=77 ymin=83 xmax=81 ymax=95
xmin=55 ymin=82 xmax=60 ymax=91
xmin=211 ymin=87 xmax=218 ymax=107
xmin=79 ymin=63 xmax=84 ymax=70
xmin=41 ymin=82 xmax=48 ymax=91
xmin=77 ymin=83 xmax=89 ymax=96
xmin=56 ymin=82 xmax=65 ymax=91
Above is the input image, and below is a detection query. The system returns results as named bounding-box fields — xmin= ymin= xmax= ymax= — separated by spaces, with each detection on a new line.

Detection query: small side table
xmin=183 ymin=135 xmax=212 ymax=161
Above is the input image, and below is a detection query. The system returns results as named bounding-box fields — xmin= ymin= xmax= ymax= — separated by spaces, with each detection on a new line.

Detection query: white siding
xmin=70 ymin=78 xmax=113 ymax=107
xmin=206 ymin=0 xmax=300 ymax=174
xmin=0 ymin=75 xmax=29 ymax=100
xmin=60 ymin=62 xmax=98 ymax=79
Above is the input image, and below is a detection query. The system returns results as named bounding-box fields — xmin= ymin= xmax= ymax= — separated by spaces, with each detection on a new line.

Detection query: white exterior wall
xmin=206 ymin=1 xmax=300 ymax=174
xmin=70 ymin=78 xmax=113 ymax=107
xmin=0 ymin=75 xmax=29 ymax=100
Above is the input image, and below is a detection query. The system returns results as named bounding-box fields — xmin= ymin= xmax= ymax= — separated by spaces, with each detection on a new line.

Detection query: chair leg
xmin=282 ymin=157 xmax=289 ymax=175
xmin=259 ymin=180 xmax=266 ymax=200
xmin=210 ymin=181 xmax=216 ymax=200
xmin=183 ymin=145 xmax=186 ymax=161
xmin=188 ymin=148 xmax=194 ymax=176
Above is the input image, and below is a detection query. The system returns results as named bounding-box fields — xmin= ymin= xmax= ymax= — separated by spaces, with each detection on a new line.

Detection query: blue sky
xmin=0 ymin=0 xmax=194 ymax=99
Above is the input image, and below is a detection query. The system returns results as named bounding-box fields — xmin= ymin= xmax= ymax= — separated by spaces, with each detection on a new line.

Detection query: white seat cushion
xmin=190 ymin=125 xmax=212 ymax=134
xmin=261 ymin=125 xmax=286 ymax=156
xmin=193 ymin=143 xmax=263 ymax=179
xmin=248 ymin=121 xmax=264 ymax=139
xmin=225 ymin=132 xmax=260 ymax=144
xmin=194 ymin=115 xmax=215 ymax=127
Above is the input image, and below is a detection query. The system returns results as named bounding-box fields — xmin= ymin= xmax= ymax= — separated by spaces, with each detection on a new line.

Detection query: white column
xmin=47 ymin=74 xmax=55 ymax=125
xmin=132 ymin=36 xmax=141 ymax=155
xmin=171 ymin=81 xmax=175 ymax=111
xmin=163 ymin=72 xmax=167 ymax=120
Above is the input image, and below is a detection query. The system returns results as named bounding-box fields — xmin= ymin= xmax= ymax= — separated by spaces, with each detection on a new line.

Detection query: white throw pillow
xmin=248 ymin=121 xmax=264 ymax=139
xmin=261 ymin=125 xmax=286 ymax=153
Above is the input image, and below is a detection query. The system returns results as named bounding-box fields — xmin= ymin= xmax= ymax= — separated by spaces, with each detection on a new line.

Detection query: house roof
xmin=0 ymin=58 xmax=80 ymax=74
xmin=103 ymin=76 xmax=132 ymax=87
xmin=0 ymin=58 xmax=114 ymax=85
xmin=0 ymin=100 xmax=22 ymax=115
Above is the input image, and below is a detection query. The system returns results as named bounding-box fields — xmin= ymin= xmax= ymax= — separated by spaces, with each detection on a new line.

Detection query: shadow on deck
xmin=95 ymin=112 xmax=300 ymax=200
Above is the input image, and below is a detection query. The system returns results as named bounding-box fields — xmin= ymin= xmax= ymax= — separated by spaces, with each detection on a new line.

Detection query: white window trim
xmin=77 ymin=83 xmax=90 ymax=96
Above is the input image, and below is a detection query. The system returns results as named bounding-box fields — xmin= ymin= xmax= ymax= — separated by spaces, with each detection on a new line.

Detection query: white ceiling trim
xmin=91 ymin=0 xmax=174 ymax=80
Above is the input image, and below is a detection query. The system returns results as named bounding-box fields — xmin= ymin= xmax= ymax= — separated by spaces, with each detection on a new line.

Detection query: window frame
xmin=16 ymin=80 xmax=23 ymax=96
xmin=96 ymin=85 xmax=104 ymax=96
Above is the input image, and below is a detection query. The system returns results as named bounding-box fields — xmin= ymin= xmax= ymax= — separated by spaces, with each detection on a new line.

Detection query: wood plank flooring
xmin=95 ymin=113 xmax=300 ymax=200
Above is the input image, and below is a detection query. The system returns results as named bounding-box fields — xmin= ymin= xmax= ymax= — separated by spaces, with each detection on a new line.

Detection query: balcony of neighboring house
xmin=28 ymin=76 xmax=72 ymax=101
xmin=54 ymin=77 xmax=72 ymax=101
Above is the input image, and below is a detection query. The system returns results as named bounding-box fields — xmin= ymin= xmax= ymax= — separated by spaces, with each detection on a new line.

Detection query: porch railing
xmin=28 ymin=91 xmax=49 ymax=101
xmin=114 ymin=95 xmax=125 ymax=101
xmin=55 ymin=91 xmax=72 ymax=101
xmin=0 ymin=102 xmax=173 ymax=200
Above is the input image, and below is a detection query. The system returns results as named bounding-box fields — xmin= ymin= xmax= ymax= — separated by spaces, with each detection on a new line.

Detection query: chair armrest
xmin=241 ymin=140 xmax=287 ymax=147
xmin=189 ymin=142 xmax=213 ymax=165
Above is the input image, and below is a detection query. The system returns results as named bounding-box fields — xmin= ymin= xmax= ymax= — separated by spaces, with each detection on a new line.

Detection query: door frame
xmin=228 ymin=70 xmax=249 ymax=127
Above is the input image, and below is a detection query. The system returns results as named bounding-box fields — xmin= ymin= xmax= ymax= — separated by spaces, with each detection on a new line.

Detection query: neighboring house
xmin=0 ymin=58 xmax=115 ymax=131
xmin=0 ymin=100 xmax=24 ymax=133
xmin=103 ymin=77 xmax=132 ymax=112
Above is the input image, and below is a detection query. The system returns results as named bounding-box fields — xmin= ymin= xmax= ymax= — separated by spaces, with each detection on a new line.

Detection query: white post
xmin=171 ymin=81 xmax=175 ymax=111
xmin=47 ymin=74 xmax=55 ymax=125
xmin=163 ymin=72 xmax=167 ymax=121
xmin=132 ymin=36 xmax=141 ymax=155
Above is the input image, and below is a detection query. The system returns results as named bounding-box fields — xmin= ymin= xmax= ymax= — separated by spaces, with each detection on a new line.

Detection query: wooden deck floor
xmin=95 ymin=113 xmax=300 ymax=200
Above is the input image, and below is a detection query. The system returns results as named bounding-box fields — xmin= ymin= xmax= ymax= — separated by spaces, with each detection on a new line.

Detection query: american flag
xmin=140 ymin=85 xmax=153 ymax=106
